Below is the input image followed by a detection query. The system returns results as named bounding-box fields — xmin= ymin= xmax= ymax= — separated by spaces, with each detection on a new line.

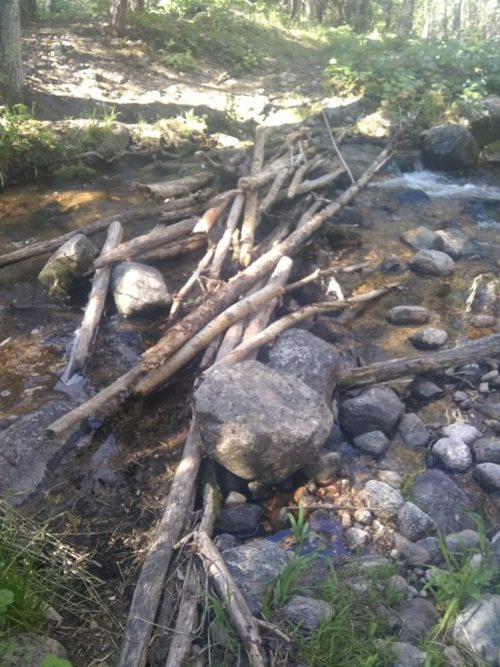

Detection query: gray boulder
xmin=0 ymin=401 xmax=71 ymax=504
xmin=112 ymin=262 xmax=172 ymax=317
xmin=410 ymin=469 xmax=473 ymax=533
xmin=432 ymin=437 xmax=472 ymax=472
xmin=301 ymin=448 xmax=343 ymax=485
xmin=442 ymin=422 xmax=482 ymax=444
xmin=194 ymin=361 xmax=333 ymax=484
xmin=473 ymin=463 xmax=500 ymax=491
xmin=385 ymin=305 xmax=430 ymax=325
xmin=223 ymin=539 xmax=290 ymax=614
xmin=435 ymin=228 xmax=469 ymax=259
xmin=396 ymin=598 xmax=439 ymax=643
xmin=400 ymin=226 xmax=439 ymax=251
xmin=391 ymin=641 xmax=426 ymax=667
xmin=398 ymin=413 xmax=430 ymax=448
xmin=472 ymin=438 xmax=500 ymax=463
xmin=361 ymin=480 xmax=404 ymax=519
xmin=267 ymin=328 xmax=339 ymax=401
xmin=444 ymin=529 xmax=481 ymax=555
xmin=393 ymin=533 xmax=432 ymax=565
xmin=38 ymin=234 xmax=97 ymax=297
xmin=409 ymin=249 xmax=455 ymax=276
xmin=452 ymin=594 xmax=500 ymax=665
xmin=283 ymin=595 xmax=334 ymax=630
xmin=398 ymin=501 xmax=436 ymax=541
xmin=457 ymin=95 xmax=500 ymax=146
xmin=353 ymin=431 xmax=389 ymax=457
xmin=339 ymin=386 xmax=404 ymax=437
xmin=215 ymin=504 xmax=262 ymax=536
xmin=409 ymin=328 xmax=448 ymax=351
xmin=421 ymin=124 xmax=479 ymax=170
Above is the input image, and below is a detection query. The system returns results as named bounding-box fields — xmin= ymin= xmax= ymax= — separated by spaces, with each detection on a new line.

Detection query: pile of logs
xmin=3 ymin=120 xmax=500 ymax=667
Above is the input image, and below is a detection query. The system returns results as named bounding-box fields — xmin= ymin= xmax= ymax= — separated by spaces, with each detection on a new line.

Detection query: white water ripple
xmin=372 ymin=170 xmax=500 ymax=201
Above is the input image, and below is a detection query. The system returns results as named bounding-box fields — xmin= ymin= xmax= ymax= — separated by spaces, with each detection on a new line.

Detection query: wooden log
xmin=117 ymin=420 xmax=202 ymax=667
xmin=209 ymin=193 xmax=245 ymax=279
xmin=169 ymin=247 xmax=216 ymax=320
xmin=339 ymin=333 xmax=500 ymax=388
xmin=215 ymin=320 xmax=246 ymax=361
xmin=237 ymin=153 xmax=295 ymax=191
xmin=140 ymin=236 xmax=206 ymax=262
xmin=259 ymin=168 xmax=294 ymax=214
xmin=0 ymin=206 xmax=166 ymax=270
xmin=239 ymin=126 xmax=268 ymax=266
xmin=164 ymin=564 xmax=200 ymax=667
xmin=287 ymin=155 xmax=329 ymax=199
xmin=192 ymin=197 xmax=231 ymax=235
xmin=93 ymin=218 xmax=198 ymax=269
xmin=47 ymin=142 xmax=394 ymax=439
xmin=192 ymin=530 xmax=264 ymax=667
xmin=251 ymin=219 xmax=291 ymax=260
xmin=277 ymin=166 xmax=345 ymax=203
xmin=134 ymin=172 xmax=215 ymax=200
xmin=61 ymin=220 xmax=123 ymax=384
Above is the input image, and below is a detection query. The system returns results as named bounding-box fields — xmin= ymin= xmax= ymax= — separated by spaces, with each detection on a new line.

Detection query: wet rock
xmin=361 ymin=480 xmax=404 ymax=519
xmin=0 ymin=633 xmax=68 ymax=667
xmin=215 ymin=503 xmax=262 ymax=536
xmin=445 ymin=529 xmax=481 ymax=555
xmin=352 ymin=430 xmax=390 ymax=456
xmin=472 ymin=438 xmax=500 ymax=463
xmin=417 ymin=536 xmax=442 ymax=564
xmin=194 ymin=361 xmax=333 ymax=484
xmin=398 ymin=501 xmax=436 ymax=541
xmin=214 ymin=533 xmax=241 ymax=552
xmin=353 ymin=508 xmax=373 ymax=525
xmin=223 ymin=539 xmax=290 ymax=614
xmin=397 ymin=598 xmax=439 ymax=646
xmin=301 ymin=449 xmax=343 ymax=485
xmin=432 ymin=437 xmax=472 ymax=472
xmin=0 ymin=401 xmax=71 ymax=504
xmin=310 ymin=317 xmax=351 ymax=344
xmin=453 ymin=391 xmax=469 ymax=404
xmin=267 ymin=328 xmax=340 ymax=401
xmin=391 ymin=641 xmax=426 ymax=667
xmin=410 ymin=469 xmax=473 ymax=533
xmin=223 ymin=491 xmax=247 ymax=508
xmin=421 ymin=123 xmax=479 ymax=170
xmin=473 ymin=462 xmax=500 ymax=491
xmin=452 ymin=594 xmax=500 ymax=665
xmin=435 ymin=228 xmax=469 ymax=259
xmin=283 ymin=595 xmax=335 ymax=630
xmin=38 ymin=234 xmax=98 ymax=297
xmin=377 ymin=470 xmax=403 ymax=488
xmin=379 ymin=254 xmax=406 ymax=273
xmin=398 ymin=413 xmax=430 ymax=448
xmin=385 ymin=305 xmax=430 ymax=325
xmin=441 ymin=422 xmax=482 ymax=444
xmin=471 ymin=314 xmax=496 ymax=328
xmin=409 ymin=328 xmax=449 ymax=350
xmin=408 ymin=379 xmax=443 ymax=401
xmin=345 ymin=526 xmax=370 ymax=549
xmin=394 ymin=533 xmax=431 ymax=565
xmin=400 ymin=226 xmax=439 ymax=251
xmin=409 ymin=249 xmax=455 ymax=276
xmin=339 ymin=386 xmax=404 ymax=437
xmin=111 ymin=262 xmax=172 ymax=317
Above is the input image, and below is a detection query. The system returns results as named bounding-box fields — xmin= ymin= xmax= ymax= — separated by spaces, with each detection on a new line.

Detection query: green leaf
xmin=0 ymin=590 xmax=14 ymax=613
xmin=41 ymin=655 xmax=74 ymax=667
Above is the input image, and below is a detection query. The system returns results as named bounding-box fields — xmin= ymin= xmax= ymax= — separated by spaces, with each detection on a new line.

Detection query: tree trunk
xmin=20 ymin=0 xmax=36 ymax=20
xmin=109 ymin=0 xmax=127 ymax=37
xmin=0 ymin=0 xmax=24 ymax=104
xmin=451 ymin=0 xmax=463 ymax=34
xmin=398 ymin=0 xmax=415 ymax=35
xmin=129 ymin=0 xmax=144 ymax=10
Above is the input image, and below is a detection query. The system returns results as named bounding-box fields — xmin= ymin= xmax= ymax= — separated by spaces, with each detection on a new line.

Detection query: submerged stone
xmin=38 ymin=234 xmax=97 ymax=298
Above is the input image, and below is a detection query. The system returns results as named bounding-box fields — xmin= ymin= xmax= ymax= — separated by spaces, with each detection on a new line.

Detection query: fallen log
xmin=61 ymin=220 xmax=123 ymax=383
xmin=0 ymin=205 xmax=166 ymax=270
xmin=135 ymin=171 xmax=215 ymax=200
xmin=239 ymin=126 xmax=268 ymax=266
xmin=339 ymin=333 xmax=500 ymax=388
xmin=259 ymin=167 xmax=294 ymax=213
xmin=209 ymin=192 xmax=245 ymax=279
xmin=238 ymin=152 xmax=299 ymax=191
xmin=276 ymin=165 xmax=345 ymax=203
xmin=140 ymin=236 xmax=206 ymax=262
xmin=287 ymin=155 xmax=329 ymax=199
xmin=117 ymin=420 xmax=202 ymax=667
xmin=169 ymin=246 xmax=216 ymax=320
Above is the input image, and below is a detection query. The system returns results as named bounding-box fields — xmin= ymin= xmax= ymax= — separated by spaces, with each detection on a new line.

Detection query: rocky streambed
xmin=1 ymin=120 xmax=500 ymax=665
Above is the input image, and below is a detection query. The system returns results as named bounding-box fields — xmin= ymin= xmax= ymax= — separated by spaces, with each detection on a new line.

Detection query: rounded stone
xmin=339 ymin=386 xmax=404 ymax=437
xmin=409 ymin=328 xmax=449 ymax=350
xmin=361 ymin=480 xmax=404 ymax=519
xmin=398 ymin=501 xmax=436 ymax=541
xmin=432 ymin=437 xmax=473 ymax=472
xmin=409 ymin=249 xmax=455 ymax=276
xmin=472 ymin=438 xmax=500 ymax=463
xmin=385 ymin=305 xmax=430 ymax=325
xmin=352 ymin=431 xmax=390 ymax=457
xmin=473 ymin=462 xmax=500 ymax=491
xmin=283 ymin=595 xmax=335 ymax=630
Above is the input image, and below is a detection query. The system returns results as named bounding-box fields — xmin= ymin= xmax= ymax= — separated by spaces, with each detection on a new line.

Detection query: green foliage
xmin=207 ymin=592 xmax=240 ymax=663
xmin=41 ymin=656 xmax=73 ymax=667
xmin=287 ymin=507 xmax=310 ymax=554
xmin=263 ymin=552 xmax=317 ymax=615
xmin=325 ymin=29 xmax=500 ymax=125
xmin=0 ymin=104 xmax=60 ymax=169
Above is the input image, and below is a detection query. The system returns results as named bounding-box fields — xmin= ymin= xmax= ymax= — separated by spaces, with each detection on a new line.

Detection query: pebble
xmin=479 ymin=382 xmax=490 ymax=393
xmin=223 ymin=491 xmax=247 ymax=508
xmin=409 ymin=328 xmax=448 ymax=350
xmin=377 ymin=470 xmax=403 ymax=488
xmin=409 ymin=249 xmax=455 ymax=276
xmin=471 ymin=314 xmax=496 ymax=328
xmin=361 ymin=480 xmax=404 ymax=519
xmin=352 ymin=431 xmax=390 ymax=456
xmin=400 ymin=225 xmax=439 ymax=251
xmin=353 ymin=509 xmax=373 ymax=525
xmin=453 ymin=390 xmax=468 ymax=403
xmin=385 ymin=305 xmax=430 ymax=325
xmin=409 ymin=379 xmax=443 ymax=401
xmin=345 ymin=527 xmax=371 ymax=549
xmin=398 ymin=413 xmax=430 ymax=448
xmin=283 ymin=595 xmax=335 ymax=631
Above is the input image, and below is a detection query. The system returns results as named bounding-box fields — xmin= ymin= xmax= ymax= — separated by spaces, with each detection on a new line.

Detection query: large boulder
xmin=38 ymin=234 xmax=97 ymax=298
xmin=339 ymin=386 xmax=404 ymax=437
xmin=111 ymin=262 xmax=172 ymax=317
xmin=457 ymin=95 xmax=500 ymax=147
xmin=194 ymin=361 xmax=333 ymax=484
xmin=421 ymin=123 xmax=479 ymax=170
xmin=410 ymin=469 xmax=473 ymax=533
xmin=267 ymin=328 xmax=339 ymax=401
xmin=452 ymin=594 xmax=500 ymax=665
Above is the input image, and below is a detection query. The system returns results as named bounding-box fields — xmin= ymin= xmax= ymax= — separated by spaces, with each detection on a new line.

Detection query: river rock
xmin=397 ymin=501 xmax=436 ymax=541
xmin=457 ymin=94 xmax=500 ymax=146
xmin=452 ymin=594 xmax=500 ymax=665
xmin=409 ymin=379 xmax=443 ymax=401
xmin=400 ymin=226 xmax=439 ymax=251
xmin=396 ymin=597 xmax=439 ymax=643
xmin=441 ymin=422 xmax=482 ymax=444
xmin=345 ymin=526 xmax=371 ymax=549
xmin=472 ymin=438 xmax=500 ymax=463
xmin=435 ymin=228 xmax=469 ymax=259
xmin=408 ymin=249 xmax=455 ymax=276
xmin=391 ymin=641 xmax=426 ymax=667
xmin=301 ymin=448 xmax=343 ymax=485
xmin=215 ymin=503 xmax=262 ymax=537
xmin=267 ymin=328 xmax=339 ymax=401
xmin=444 ymin=529 xmax=481 ymax=555
xmin=0 ymin=401 xmax=71 ymax=504
xmin=222 ymin=539 xmax=290 ymax=614
xmin=283 ymin=595 xmax=335 ymax=630
xmin=410 ymin=469 xmax=473 ymax=532
xmin=432 ymin=437 xmax=472 ymax=472
xmin=0 ymin=633 xmax=68 ymax=667
xmin=473 ymin=462 xmax=500 ymax=491
xmin=194 ymin=361 xmax=333 ymax=484
xmin=393 ymin=533 xmax=431 ymax=565
xmin=398 ymin=413 xmax=430 ymax=448
xmin=385 ymin=305 xmax=430 ymax=325
xmin=339 ymin=386 xmax=404 ymax=437
xmin=361 ymin=480 xmax=404 ymax=519
xmin=409 ymin=328 xmax=449 ymax=350
xmin=352 ymin=431 xmax=389 ymax=456
xmin=421 ymin=123 xmax=479 ymax=170
xmin=111 ymin=262 xmax=172 ymax=317
xmin=38 ymin=234 xmax=98 ymax=297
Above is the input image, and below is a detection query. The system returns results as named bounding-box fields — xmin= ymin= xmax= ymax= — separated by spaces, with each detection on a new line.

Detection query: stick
xmin=215 ymin=320 xmax=246 ymax=361
xmin=209 ymin=193 xmax=245 ymax=279
xmin=321 ymin=109 xmax=355 ymax=184
xmin=164 ymin=563 xmax=201 ymax=667
xmin=0 ymin=206 xmax=166 ymax=270
xmin=259 ymin=168 xmax=294 ymax=213
xmin=140 ymin=236 xmax=206 ymax=262
xmin=287 ymin=156 xmax=329 ymax=199
xmin=192 ymin=197 xmax=231 ymax=235
xmin=117 ymin=420 xmax=203 ymax=667
xmin=93 ymin=218 xmax=199 ymax=269
xmin=61 ymin=221 xmax=123 ymax=383
xmin=239 ymin=126 xmax=268 ymax=266
xmin=169 ymin=247 xmax=216 ymax=320
xmin=192 ymin=530 xmax=264 ymax=667
xmin=135 ymin=172 xmax=215 ymax=200
xmin=339 ymin=332 xmax=500 ymax=388
xmin=237 ymin=153 xmax=296 ymax=191
xmin=277 ymin=166 xmax=346 ymax=202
